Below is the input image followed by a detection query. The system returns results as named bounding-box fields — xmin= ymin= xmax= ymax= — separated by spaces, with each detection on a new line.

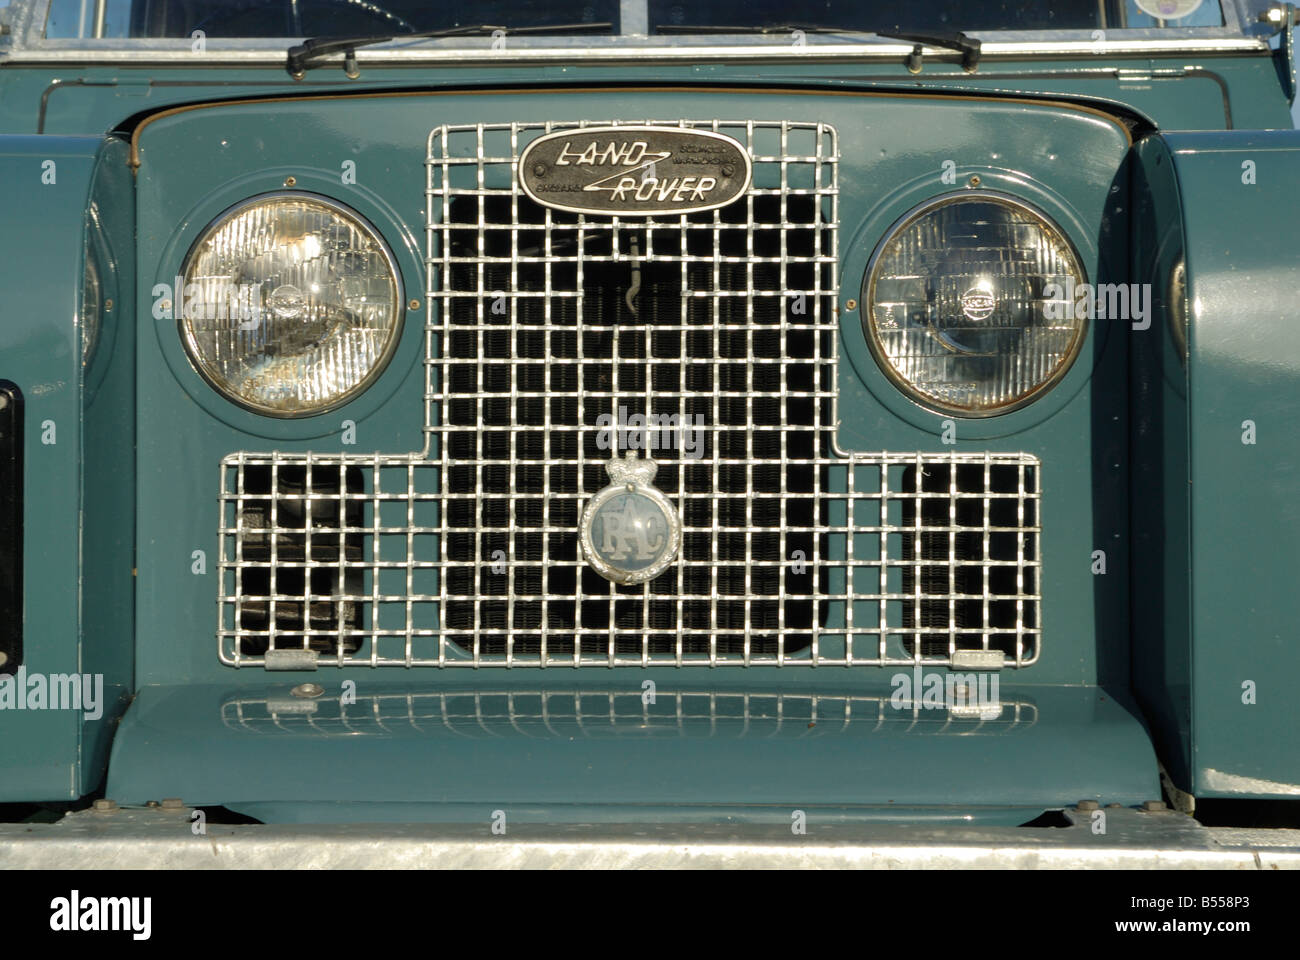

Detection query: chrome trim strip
xmin=0 ymin=39 xmax=1269 ymax=65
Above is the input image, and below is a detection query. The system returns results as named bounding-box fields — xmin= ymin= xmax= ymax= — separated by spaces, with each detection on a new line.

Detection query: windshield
xmin=649 ymin=1 xmax=1225 ymax=32
xmin=44 ymin=0 xmax=619 ymax=38
xmin=39 ymin=0 xmax=1232 ymax=40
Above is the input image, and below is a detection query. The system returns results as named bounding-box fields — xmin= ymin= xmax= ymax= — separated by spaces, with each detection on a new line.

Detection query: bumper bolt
xmin=1075 ymin=800 xmax=1100 ymax=812
xmin=1141 ymin=800 xmax=1166 ymax=812
xmin=160 ymin=797 xmax=186 ymax=813
xmin=92 ymin=799 xmax=118 ymax=813
xmin=292 ymin=683 xmax=325 ymax=698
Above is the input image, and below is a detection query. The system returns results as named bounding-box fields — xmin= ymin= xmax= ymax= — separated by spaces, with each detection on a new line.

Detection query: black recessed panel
xmin=0 ymin=380 xmax=21 ymax=671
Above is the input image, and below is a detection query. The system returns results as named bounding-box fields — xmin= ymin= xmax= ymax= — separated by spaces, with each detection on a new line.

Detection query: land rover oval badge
xmin=520 ymin=125 xmax=752 ymax=216
xmin=580 ymin=454 xmax=682 ymax=585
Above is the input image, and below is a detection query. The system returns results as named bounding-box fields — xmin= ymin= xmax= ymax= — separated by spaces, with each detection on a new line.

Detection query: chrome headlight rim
xmin=177 ymin=190 xmax=406 ymax=420
xmin=1168 ymin=256 xmax=1189 ymax=366
xmin=861 ymin=190 xmax=1090 ymax=419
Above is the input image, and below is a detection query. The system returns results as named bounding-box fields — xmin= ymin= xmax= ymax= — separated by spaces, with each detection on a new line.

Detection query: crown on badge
xmin=606 ymin=453 xmax=657 ymax=486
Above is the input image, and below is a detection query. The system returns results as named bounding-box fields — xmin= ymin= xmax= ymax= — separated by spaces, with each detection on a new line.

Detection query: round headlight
xmin=863 ymin=194 xmax=1087 ymax=416
xmin=179 ymin=193 xmax=402 ymax=417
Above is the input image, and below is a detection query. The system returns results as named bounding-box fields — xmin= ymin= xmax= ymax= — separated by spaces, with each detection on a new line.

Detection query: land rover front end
xmin=1 ymin=0 xmax=1299 ymax=867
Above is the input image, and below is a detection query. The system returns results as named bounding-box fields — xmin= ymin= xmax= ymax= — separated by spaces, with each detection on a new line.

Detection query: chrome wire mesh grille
xmin=218 ymin=450 xmax=1041 ymax=667
xmin=221 ymin=689 xmax=1038 ymax=736
xmin=216 ymin=119 xmax=1043 ymax=669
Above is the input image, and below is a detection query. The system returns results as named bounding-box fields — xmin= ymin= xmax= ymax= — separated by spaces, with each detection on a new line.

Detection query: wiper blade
xmin=654 ymin=23 xmax=981 ymax=71
xmin=288 ymin=22 xmax=613 ymax=77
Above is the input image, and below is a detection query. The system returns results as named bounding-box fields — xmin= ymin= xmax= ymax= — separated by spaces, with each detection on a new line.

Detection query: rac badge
xmin=520 ymin=125 xmax=752 ymax=217
xmin=580 ymin=454 xmax=682 ymax=585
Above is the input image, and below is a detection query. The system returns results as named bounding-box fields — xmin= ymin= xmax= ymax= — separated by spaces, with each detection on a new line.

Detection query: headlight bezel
xmin=177 ymin=190 xmax=406 ymax=419
xmin=861 ymin=190 xmax=1091 ymax=419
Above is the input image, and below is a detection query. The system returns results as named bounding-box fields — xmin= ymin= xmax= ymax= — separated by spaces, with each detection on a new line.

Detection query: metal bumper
xmin=2 ymin=805 xmax=1298 ymax=869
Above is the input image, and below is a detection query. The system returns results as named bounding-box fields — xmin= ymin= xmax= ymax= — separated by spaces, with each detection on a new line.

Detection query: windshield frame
xmin=0 ymin=0 xmax=1272 ymax=62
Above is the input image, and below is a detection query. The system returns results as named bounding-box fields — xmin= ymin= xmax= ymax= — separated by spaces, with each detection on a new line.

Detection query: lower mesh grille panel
xmin=218 ymin=451 xmax=1041 ymax=667
xmin=231 ymin=463 xmax=365 ymax=656
xmin=901 ymin=462 xmax=1039 ymax=659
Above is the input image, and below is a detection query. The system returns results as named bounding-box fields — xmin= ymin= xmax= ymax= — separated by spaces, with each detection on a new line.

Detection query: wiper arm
xmin=288 ymin=22 xmax=613 ymax=78
xmin=868 ymin=30 xmax=982 ymax=72
xmin=654 ymin=23 xmax=981 ymax=71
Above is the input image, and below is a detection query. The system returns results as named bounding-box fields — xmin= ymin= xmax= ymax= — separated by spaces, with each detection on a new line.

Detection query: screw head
xmin=408 ymin=298 xmax=421 ymax=311
xmin=291 ymin=682 xmax=324 ymax=699
xmin=284 ymin=175 xmax=297 ymax=188
xmin=844 ymin=299 xmax=858 ymax=312
xmin=104 ymin=298 xmax=113 ymax=312
xmin=721 ymin=164 xmax=736 ymax=178
xmin=92 ymin=799 xmax=118 ymax=812
xmin=1076 ymin=799 xmax=1100 ymax=812
xmin=968 ymin=175 xmax=982 ymax=188
xmin=0 ymin=651 xmax=8 ymax=668
xmin=532 ymin=163 xmax=547 ymax=178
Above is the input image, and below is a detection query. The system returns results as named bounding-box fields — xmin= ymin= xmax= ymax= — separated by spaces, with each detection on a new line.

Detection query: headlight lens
xmin=179 ymin=194 xmax=402 ymax=417
xmin=863 ymin=194 xmax=1087 ymax=416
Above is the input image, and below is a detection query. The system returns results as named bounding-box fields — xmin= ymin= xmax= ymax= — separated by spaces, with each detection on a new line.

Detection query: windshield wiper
xmin=872 ymin=30 xmax=981 ymax=72
xmin=288 ymin=22 xmax=613 ymax=77
xmin=654 ymin=23 xmax=981 ymax=71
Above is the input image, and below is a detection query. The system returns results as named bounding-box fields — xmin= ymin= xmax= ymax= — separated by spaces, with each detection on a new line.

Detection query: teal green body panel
xmin=1130 ymin=135 xmax=1195 ymax=793
xmin=93 ymin=88 xmax=1162 ymax=815
xmin=79 ymin=136 xmax=136 ymax=796
xmin=0 ymin=135 xmax=132 ymax=799
xmin=1 ymin=27 xmax=1296 ymax=813
xmin=0 ymin=55 xmax=1292 ymax=137
xmin=107 ymin=679 xmax=1157 ymax=822
xmin=1161 ymin=130 xmax=1300 ymax=797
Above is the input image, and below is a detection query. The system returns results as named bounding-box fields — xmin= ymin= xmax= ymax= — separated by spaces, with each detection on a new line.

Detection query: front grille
xmin=217 ymin=119 xmax=1042 ymax=669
